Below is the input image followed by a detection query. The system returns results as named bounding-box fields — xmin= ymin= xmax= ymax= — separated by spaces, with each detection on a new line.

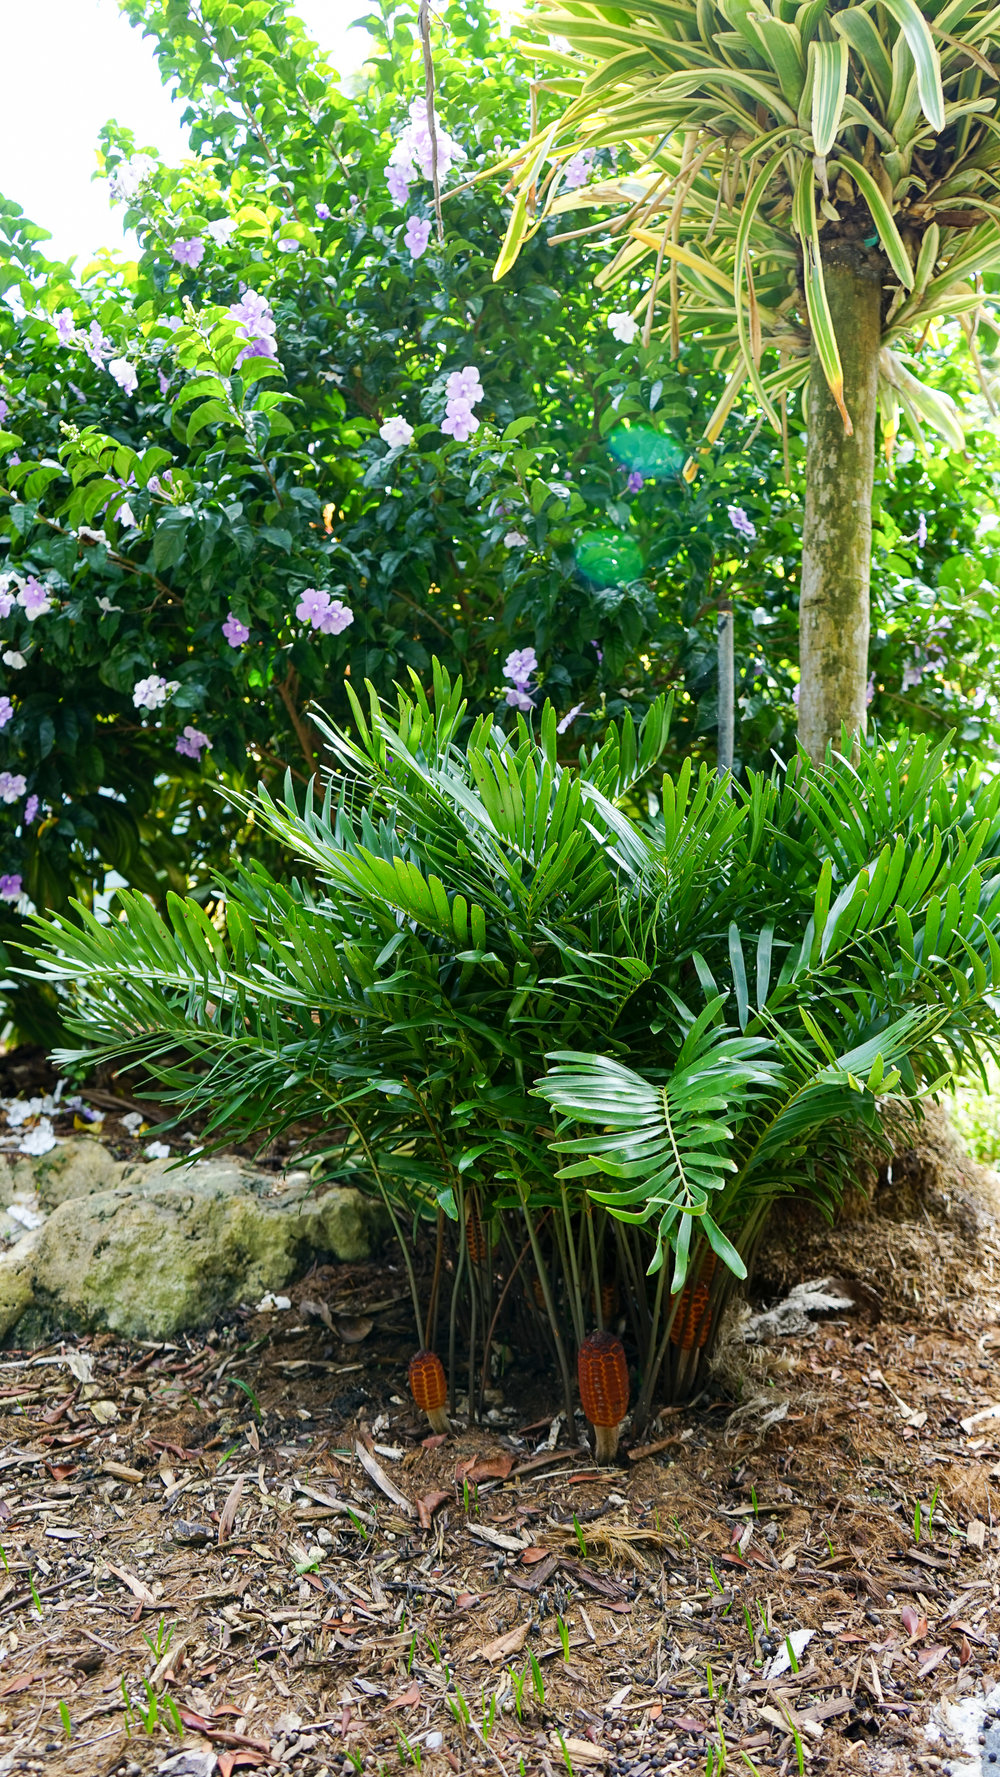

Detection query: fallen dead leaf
xmin=477 ymin=1623 xmax=529 ymax=1663
xmin=900 ymin=1604 xmax=928 ymax=1640
xmin=356 ymin=1440 xmax=415 ymax=1517
xmin=521 ymin=1546 xmax=553 ymax=1565
xmin=550 ymin=1735 xmax=606 ymax=1767
xmin=218 ymin=1473 xmax=245 ymax=1544
xmin=416 ymin=1489 xmax=450 ymax=1531
xmin=106 ymin=1563 xmax=157 ymax=1607
xmin=390 ymin=1681 xmax=421 ymax=1709
xmin=336 ymin=1315 xmax=374 ymax=1343
xmin=0 ymin=1670 xmax=43 ymax=1697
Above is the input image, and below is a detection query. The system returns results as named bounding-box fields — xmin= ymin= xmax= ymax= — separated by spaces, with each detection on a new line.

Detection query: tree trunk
xmin=797 ymin=246 xmax=882 ymax=763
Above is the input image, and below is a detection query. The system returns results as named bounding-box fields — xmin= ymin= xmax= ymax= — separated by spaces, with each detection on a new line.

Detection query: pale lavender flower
xmin=7 ymin=454 xmax=18 ymax=466
xmin=295 ymin=586 xmax=331 ymax=627
xmin=109 ymin=358 xmax=138 ymax=395
xmin=176 ymin=725 xmax=211 ymax=759
xmin=314 ymin=598 xmax=354 ymax=636
xmin=222 ymin=612 xmax=249 ymax=648
xmin=386 ymin=165 xmax=411 ymax=205
xmin=22 ymin=794 xmax=38 ymax=824
xmin=791 ymin=683 xmax=800 ymax=705
xmin=504 ymin=646 xmax=537 ymax=684
xmin=229 ymin=289 xmax=277 ymax=366
xmin=591 ymin=640 xmax=603 ymax=663
xmin=404 ymin=216 xmax=432 ymax=260
xmin=18 ymin=578 xmax=52 ymax=620
xmin=0 ymin=772 xmax=26 ymax=803
xmin=379 ymin=415 xmax=414 ymax=449
xmin=54 ymin=307 xmax=76 ymax=346
xmin=316 ymin=202 xmax=331 ymax=220
xmin=277 ymin=237 xmax=300 ymax=253
xmin=504 ymin=530 xmax=529 ymax=548
xmin=557 ymin=702 xmax=585 ymax=733
xmin=917 ymin=512 xmax=928 ymax=547
xmin=728 ymin=504 xmax=757 ymax=541
xmin=158 ymin=369 xmax=171 ymax=396
xmin=0 ymin=874 xmax=22 ymax=902
xmin=901 ymin=660 xmax=924 ymax=692
xmin=626 ymin=471 xmax=644 ymax=493
xmin=446 ymin=366 xmax=484 ymax=407
xmin=504 ymin=685 xmax=535 ymax=712
xmin=562 ymin=151 xmax=593 ymax=190
xmin=866 ymin=675 xmax=876 ymax=707
xmin=0 ymin=397 xmax=8 ymax=424
xmin=389 ymin=96 xmax=464 ymax=190
xmin=133 ymin=674 xmax=173 ymax=711
xmin=608 ymin=312 xmax=639 ymax=344
xmin=171 ymin=237 xmax=205 ymax=269
xmin=0 ymin=697 xmax=12 ymax=728
xmin=83 ymin=321 xmax=112 ymax=368
xmin=108 ymin=155 xmax=156 ymax=204
xmin=442 ymin=400 xmax=478 ymax=442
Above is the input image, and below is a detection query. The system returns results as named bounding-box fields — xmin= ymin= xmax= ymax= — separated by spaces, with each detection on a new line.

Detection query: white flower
xmin=78 ymin=527 xmax=109 ymax=547
xmin=504 ymin=530 xmax=529 ymax=548
xmin=608 ymin=312 xmax=639 ymax=344
xmin=108 ymin=154 xmax=157 ymax=204
xmin=3 ymin=652 xmax=26 ymax=670
xmin=133 ymin=674 xmax=177 ymax=711
xmin=120 ymin=1111 xmax=145 ymax=1133
xmin=207 ymin=217 xmax=236 ymax=245
xmin=379 ymin=415 xmax=414 ymax=450
xmin=256 ymin=1293 xmax=292 ymax=1312
xmin=144 ymin=1140 xmax=171 ymax=1160
xmin=116 ymin=502 xmax=137 ymax=529
xmin=20 ymin=1122 xmax=58 ymax=1157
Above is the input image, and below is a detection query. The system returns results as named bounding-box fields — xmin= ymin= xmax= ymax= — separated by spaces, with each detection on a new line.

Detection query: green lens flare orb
xmin=574 ymin=530 xmax=644 ymax=586
xmin=607 ymin=424 xmax=685 ymax=480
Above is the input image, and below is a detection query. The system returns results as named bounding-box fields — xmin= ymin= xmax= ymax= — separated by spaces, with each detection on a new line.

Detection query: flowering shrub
xmin=0 ymin=0 xmax=997 ymax=1038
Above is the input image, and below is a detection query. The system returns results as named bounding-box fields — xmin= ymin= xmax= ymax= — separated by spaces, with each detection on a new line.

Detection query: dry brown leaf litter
xmin=0 ymin=1110 xmax=998 ymax=1777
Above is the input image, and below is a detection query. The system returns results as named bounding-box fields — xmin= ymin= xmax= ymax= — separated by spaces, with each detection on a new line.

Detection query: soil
xmin=0 ymin=1106 xmax=998 ymax=1777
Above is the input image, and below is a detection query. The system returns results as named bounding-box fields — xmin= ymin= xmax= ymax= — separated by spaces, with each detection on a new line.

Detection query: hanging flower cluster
xmin=385 ymin=97 xmax=463 ymax=207
xmin=503 ymin=646 xmax=537 ymax=712
xmin=229 ymin=291 xmax=277 ymax=367
xmin=442 ymin=366 xmax=483 ymax=442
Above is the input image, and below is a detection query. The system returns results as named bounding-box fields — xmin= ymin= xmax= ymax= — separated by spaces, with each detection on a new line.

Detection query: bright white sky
xmin=1 ymin=0 xmax=371 ymax=264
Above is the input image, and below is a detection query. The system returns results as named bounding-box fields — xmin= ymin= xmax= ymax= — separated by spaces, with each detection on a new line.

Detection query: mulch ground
xmin=1 ymin=1124 xmax=999 ymax=1777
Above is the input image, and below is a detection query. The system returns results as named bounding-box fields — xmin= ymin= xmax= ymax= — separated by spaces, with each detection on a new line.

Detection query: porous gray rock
xmin=0 ymin=1141 xmax=381 ymax=1343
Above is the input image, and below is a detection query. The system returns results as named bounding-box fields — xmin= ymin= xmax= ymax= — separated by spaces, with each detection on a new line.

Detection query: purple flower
xmin=446 ymin=366 xmax=484 ymax=406
xmin=917 ymin=513 xmax=927 ymax=547
xmin=171 ymin=237 xmax=205 ymax=269
xmin=229 ymin=289 xmax=277 ymax=367
xmin=0 ymin=397 xmax=9 ymax=424
xmin=792 ymin=683 xmax=800 ymax=705
xmin=109 ymin=358 xmax=138 ymax=395
xmin=0 ymin=772 xmax=26 ymax=803
xmin=158 ymin=369 xmax=171 ymax=396
xmin=728 ymin=504 xmax=756 ymax=541
xmin=54 ymin=307 xmax=76 ymax=346
xmin=18 ymin=578 xmax=52 ymax=620
xmin=314 ymin=597 xmax=354 ymax=636
xmin=0 ymin=874 xmax=22 ymax=902
xmin=22 ymin=794 xmax=38 ymax=824
xmin=404 ymin=216 xmax=432 ymax=260
xmin=386 ymin=165 xmax=411 ymax=205
xmin=562 ymin=151 xmax=593 ymax=190
xmin=901 ymin=660 xmax=924 ymax=692
xmin=176 ymin=725 xmax=211 ymax=759
xmin=0 ymin=587 xmax=15 ymax=619
xmin=504 ymin=685 xmax=535 ymax=712
xmin=626 ymin=471 xmax=644 ymax=494
xmin=504 ymin=646 xmax=537 ymax=684
xmin=0 ymin=697 xmax=12 ymax=728
xmin=83 ymin=321 xmax=112 ymax=368
xmin=591 ymin=640 xmax=603 ymax=663
xmin=557 ymin=702 xmax=585 ymax=734
xmin=222 ymin=611 xmax=250 ymax=648
xmin=277 ymin=237 xmax=300 ymax=254
xmin=295 ymin=586 xmax=331 ymax=627
xmin=316 ymin=202 xmax=331 ymax=220
xmin=866 ymin=674 xmax=876 ymax=708
xmin=379 ymin=416 xmax=414 ymax=450
xmin=442 ymin=399 xmax=478 ymax=442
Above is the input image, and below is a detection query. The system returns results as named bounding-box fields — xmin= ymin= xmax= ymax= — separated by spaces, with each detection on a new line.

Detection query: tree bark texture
xmin=797 ymin=247 xmax=882 ymax=763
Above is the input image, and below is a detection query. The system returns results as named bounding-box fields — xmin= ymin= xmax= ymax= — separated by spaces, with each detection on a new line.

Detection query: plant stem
xmin=519 ymin=1183 xmax=575 ymax=1425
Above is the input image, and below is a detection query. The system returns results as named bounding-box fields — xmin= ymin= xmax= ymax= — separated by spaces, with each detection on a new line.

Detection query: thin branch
xmin=419 ymin=0 xmax=445 ymax=244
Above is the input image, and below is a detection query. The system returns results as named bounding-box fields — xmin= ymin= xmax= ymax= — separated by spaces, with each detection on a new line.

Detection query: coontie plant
xmin=23 ymin=666 xmax=1000 ymax=1418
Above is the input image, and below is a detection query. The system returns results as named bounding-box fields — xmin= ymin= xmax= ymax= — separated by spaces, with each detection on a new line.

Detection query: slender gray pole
xmin=717 ymin=601 xmax=734 ymax=778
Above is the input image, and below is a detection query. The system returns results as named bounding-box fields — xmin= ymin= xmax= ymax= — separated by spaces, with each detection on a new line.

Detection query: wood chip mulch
xmin=0 ymin=1221 xmax=998 ymax=1777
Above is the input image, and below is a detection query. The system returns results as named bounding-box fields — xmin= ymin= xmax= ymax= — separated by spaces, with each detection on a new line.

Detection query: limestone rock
xmin=0 ymin=1145 xmax=381 ymax=1343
